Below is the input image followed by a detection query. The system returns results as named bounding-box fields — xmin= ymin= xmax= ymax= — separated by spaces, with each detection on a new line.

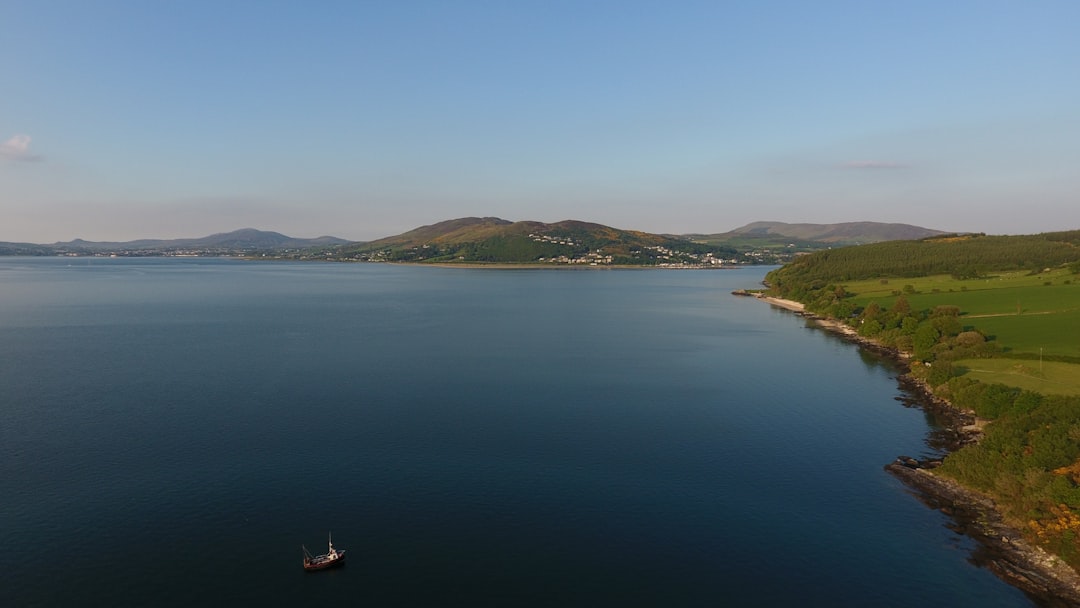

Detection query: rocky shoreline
xmin=888 ymin=461 xmax=1080 ymax=607
xmin=750 ymin=292 xmax=1080 ymax=607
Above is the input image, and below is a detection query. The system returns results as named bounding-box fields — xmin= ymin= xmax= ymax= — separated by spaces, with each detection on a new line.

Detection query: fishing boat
xmin=302 ymin=533 xmax=346 ymax=571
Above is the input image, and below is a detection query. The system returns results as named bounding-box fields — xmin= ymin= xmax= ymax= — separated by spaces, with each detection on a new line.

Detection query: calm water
xmin=0 ymin=258 xmax=1034 ymax=607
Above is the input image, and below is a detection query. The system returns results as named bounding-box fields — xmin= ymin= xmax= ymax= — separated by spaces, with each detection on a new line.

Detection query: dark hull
xmin=303 ymin=551 xmax=346 ymax=571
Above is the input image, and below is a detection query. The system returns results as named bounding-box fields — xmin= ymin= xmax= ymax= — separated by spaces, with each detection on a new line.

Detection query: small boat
xmin=303 ymin=533 xmax=346 ymax=571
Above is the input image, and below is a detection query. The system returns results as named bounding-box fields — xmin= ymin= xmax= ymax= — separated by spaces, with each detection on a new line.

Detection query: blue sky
xmin=2 ymin=1 xmax=1078 ymax=242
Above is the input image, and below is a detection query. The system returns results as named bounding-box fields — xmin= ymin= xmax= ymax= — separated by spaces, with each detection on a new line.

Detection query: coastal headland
xmin=751 ymin=292 xmax=1080 ymax=606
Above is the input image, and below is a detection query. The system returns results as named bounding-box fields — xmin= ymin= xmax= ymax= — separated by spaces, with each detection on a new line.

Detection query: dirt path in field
xmin=966 ymin=307 xmax=1080 ymax=319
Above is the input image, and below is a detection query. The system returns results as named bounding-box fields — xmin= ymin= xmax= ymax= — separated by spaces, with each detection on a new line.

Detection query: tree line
xmin=766 ymin=232 xmax=1080 ymax=295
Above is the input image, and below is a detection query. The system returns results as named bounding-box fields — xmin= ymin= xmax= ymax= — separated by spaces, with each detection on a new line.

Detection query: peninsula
xmin=755 ymin=230 xmax=1080 ymax=604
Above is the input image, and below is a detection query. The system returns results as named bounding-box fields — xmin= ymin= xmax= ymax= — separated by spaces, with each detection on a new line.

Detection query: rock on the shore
xmin=887 ymin=461 xmax=1080 ymax=607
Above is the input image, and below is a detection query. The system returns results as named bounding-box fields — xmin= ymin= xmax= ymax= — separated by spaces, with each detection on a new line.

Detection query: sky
xmin=2 ymin=0 xmax=1079 ymax=243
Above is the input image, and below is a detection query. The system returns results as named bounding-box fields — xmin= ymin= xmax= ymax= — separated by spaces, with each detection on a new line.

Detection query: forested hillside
xmin=702 ymin=220 xmax=944 ymax=244
xmin=766 ymin=232 xmax=1080 ymax=298
xmin=339 ymin=217 xmax=739 ymax=265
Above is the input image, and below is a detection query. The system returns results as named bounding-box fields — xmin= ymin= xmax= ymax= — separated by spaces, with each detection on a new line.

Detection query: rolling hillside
xmin=0 ymin=219 xmax=960 ymax=261
xmin=339 ymin=217 xmax=739 ymax=265
xmin=766 ymin=231 xmax=1080 ymax=291
xmin=689 ymin=221 xmax=946 ymax=249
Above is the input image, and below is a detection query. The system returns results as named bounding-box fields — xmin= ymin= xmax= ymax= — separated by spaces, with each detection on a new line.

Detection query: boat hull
xmin=303 ymin=550 xmax=346 ymax=571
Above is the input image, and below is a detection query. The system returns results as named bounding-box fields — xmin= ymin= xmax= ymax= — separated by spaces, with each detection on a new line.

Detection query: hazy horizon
xmin=3 ymin=2 xmax=1078 ymax=242
xmin=0 ymin=217 xmax=1055 ymax=247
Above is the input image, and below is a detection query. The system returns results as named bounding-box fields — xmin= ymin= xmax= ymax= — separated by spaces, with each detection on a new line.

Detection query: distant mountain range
xmin=0 ymin=228 xmax=349 ymax=255
xmin=330 ymin=217 xmax=949 ymax=265
xmin=0 ymin=220 xmax=950 ymax=264
xmin=688 ymin=221 xmax=946 ymax=247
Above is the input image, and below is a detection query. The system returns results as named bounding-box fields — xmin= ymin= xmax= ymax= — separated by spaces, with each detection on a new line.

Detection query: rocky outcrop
xmin=888 ymin=460 xmax=1080 ymax=607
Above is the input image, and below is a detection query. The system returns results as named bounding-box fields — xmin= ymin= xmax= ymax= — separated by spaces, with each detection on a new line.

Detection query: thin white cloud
xmin=0 ymin=134 xmax=42 ymax=162
xmin=841 ymin=160 xmax=907 ymax=169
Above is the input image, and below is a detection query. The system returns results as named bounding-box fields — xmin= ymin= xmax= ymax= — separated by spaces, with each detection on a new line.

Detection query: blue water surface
xmin=0 ymin=258 xmax=1034 ymax=607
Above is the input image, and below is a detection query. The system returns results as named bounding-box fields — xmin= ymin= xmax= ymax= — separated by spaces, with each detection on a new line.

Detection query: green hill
xmin=689 ymin=220 xmax=945 ymax=249
xmin=338 ymin=217 xmax=739 ymax=266
xmin=762 ymin=230 xmax=1080 ymax=367
xmin=766 ymin=231 xmax=1080 ymax=296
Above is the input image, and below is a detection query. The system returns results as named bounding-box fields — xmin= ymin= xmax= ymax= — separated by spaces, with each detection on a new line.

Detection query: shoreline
xmin=753 ymin=292 xmax=1080 ymax=606
xmin=405 ymin=262 xmax=740 ymax=270
xmin=411 ymin=262 xmax=640 ymax=270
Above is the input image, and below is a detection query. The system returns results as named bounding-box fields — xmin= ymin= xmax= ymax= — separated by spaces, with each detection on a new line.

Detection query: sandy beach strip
xmin=756 ymin=295 xmax=806 ymax=312
xmin=756 ymin=295 xmax=867 ymax=340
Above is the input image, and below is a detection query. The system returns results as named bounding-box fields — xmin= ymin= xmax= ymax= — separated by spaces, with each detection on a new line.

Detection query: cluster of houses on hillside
xmin=535 ymin=245 xmax=741 ymax=267
xmin=539 ymin=250 xmax=615 ymax=265
xmin=643 ymin=245 xmax=738 ymax=267
xmin=529 ymin=233 xmax=581 ymax=247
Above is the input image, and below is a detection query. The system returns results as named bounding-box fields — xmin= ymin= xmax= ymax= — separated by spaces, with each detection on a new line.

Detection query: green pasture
xmin=953 ymin=359 xmax=1080 ymax=396
xmin=845 ymin=268 xmax=1079 ymax=315
xmin=844 ymin=266 xmax=1080 ymax=363
xmin=969 ymin=310 xmax=1080 ymax=358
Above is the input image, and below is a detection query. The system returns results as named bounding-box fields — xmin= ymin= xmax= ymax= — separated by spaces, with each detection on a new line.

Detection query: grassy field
xmin=952 ymin=359 xmax=1080 ymax=396
xmin=845 ymin=268 xmax=1079 ymax=313
xmin=841 ymin=267 xmax=1080 ymax=393
xmin=842 ymin=268 xmax=1080 ymax=355
xmin=970 ymin=310 xmax=1080 ymax=359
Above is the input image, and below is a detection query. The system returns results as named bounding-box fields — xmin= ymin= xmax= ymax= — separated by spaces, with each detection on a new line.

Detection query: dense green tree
xmin=891 ymin=296 xmax=911 ymax=316
xmin=833 ymin=301 xmax=857 ymax=319
xmin=861 ymin=301 xmax=883 ymax=323
xmin=913 ymin=324 xmax=940 ymax=361
xmin=931 ymin=314 xmax=963 ymax=337
xmin=858 ymin=319 xmax=883 ymax=337
xmin=955 ymin=331 xmax=985 ymax=348
xmin=924 ymin=360 xmax=954 ymax=385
